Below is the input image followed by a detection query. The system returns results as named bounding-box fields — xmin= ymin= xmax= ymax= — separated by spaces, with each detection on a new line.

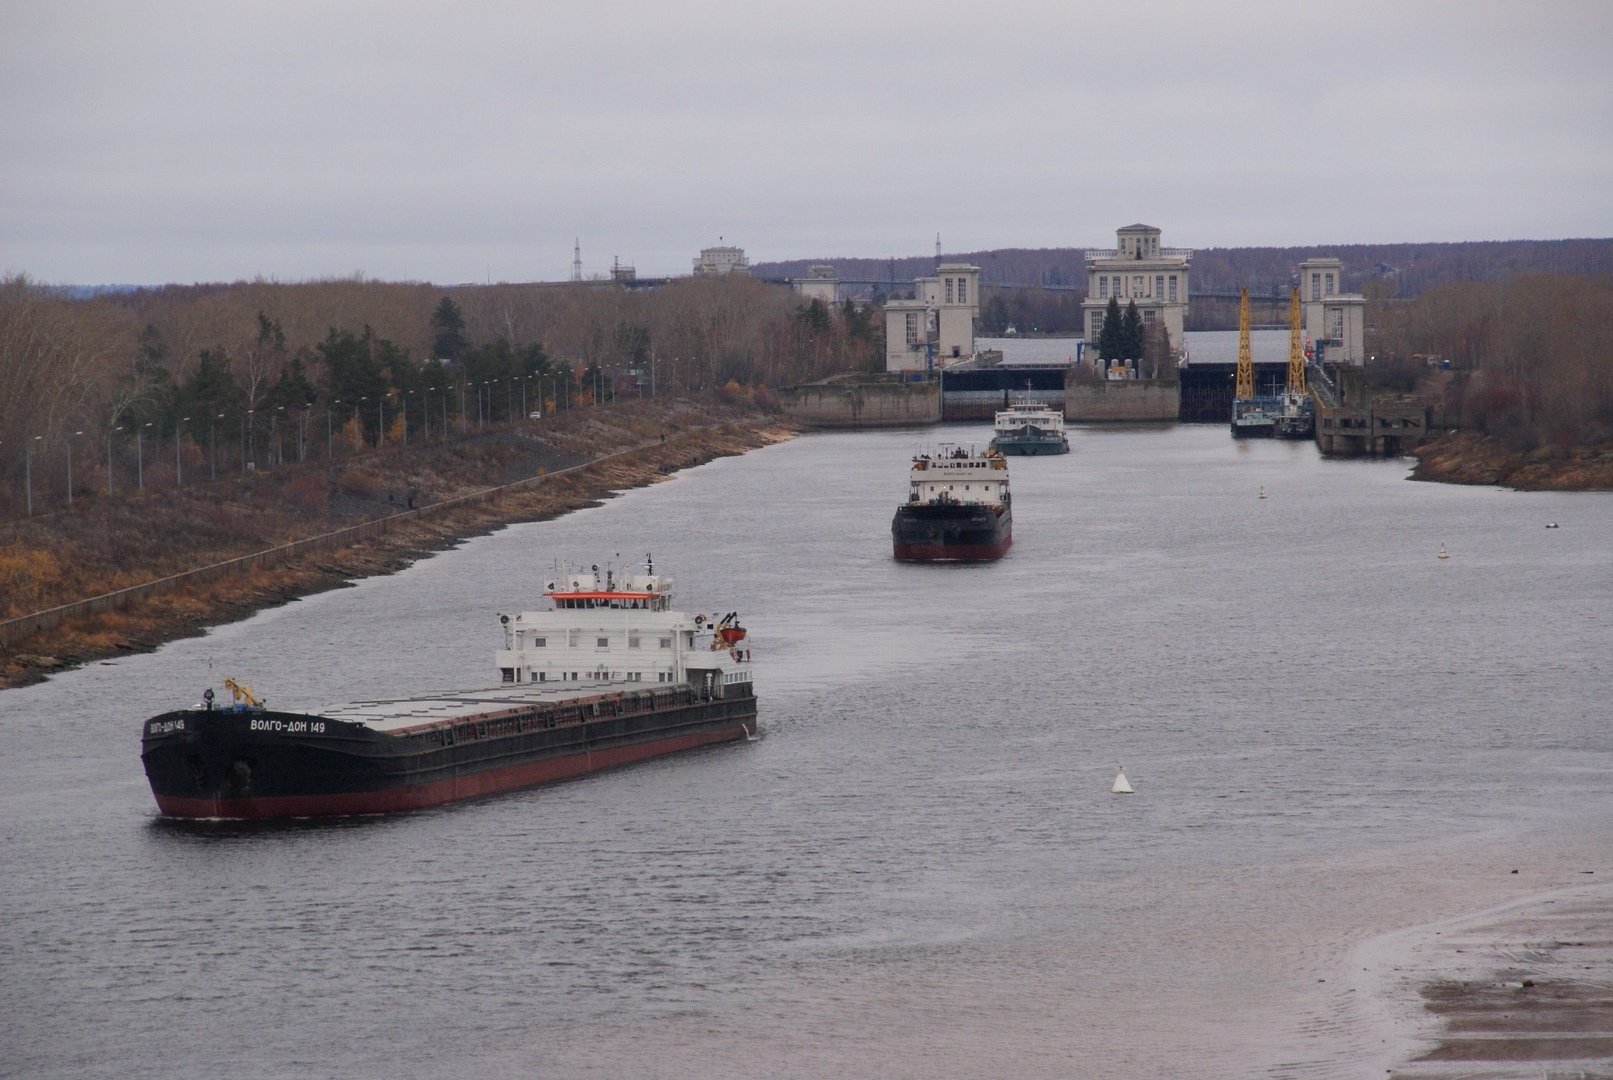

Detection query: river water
xmin=3 ymin=424 xmax=1611 ymax=1079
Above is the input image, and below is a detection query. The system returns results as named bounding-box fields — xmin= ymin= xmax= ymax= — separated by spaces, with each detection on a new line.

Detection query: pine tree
xmin=1099 ymin=296 xmax=1123 ymax=360
xmin=1121 ymin=301 xmax=1144 ymax=360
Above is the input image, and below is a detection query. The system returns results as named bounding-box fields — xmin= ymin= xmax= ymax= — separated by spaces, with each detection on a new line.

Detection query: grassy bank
xmin=0 ymin=396 xmax=794 ymax=689
xmin=1410 ymin=433 xmax=1613 ymax=491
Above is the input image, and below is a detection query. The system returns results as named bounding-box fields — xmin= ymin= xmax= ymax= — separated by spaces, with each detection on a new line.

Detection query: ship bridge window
xmin=660 ymin=637 xmax=672 ymax=649
xmin=596 ymin=636 xmax=609 ymax=648
xmin=629 ymin=635 xmax=641 ymax=648
xmin=532 ymin=636 xmax=546 ymax=648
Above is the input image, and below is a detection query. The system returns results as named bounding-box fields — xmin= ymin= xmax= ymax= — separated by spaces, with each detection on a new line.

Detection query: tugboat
xmin=140 ymin=558 xmax=756 ymax=819
xmin=989 ymin=400 xmax=1070 ymax=456
xmin=891 ymin=446 xmax=1012 ymax=562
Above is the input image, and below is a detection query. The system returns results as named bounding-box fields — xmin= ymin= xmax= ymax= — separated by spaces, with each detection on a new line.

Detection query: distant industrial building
xmin=1298 ymin=256 xmax=1366 ymax=365
xmin=693 ymin=245 xmax=751 ymax=276
xmin=793 ymin=264 xmax=838 ymax=306
xmin=1081 ymin=223 xmax=1192 ymax=359
xmin=883 ymin=263 xmax=981 ymax=373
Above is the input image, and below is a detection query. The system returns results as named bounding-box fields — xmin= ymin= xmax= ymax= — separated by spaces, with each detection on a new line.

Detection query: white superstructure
xmin=906 ymin=446 xmax=1010 ymax=507
xmin=495 ymin=561 xmax=752 ymax=695
xmin=992 ymin=402 xmax=1067 ymax=440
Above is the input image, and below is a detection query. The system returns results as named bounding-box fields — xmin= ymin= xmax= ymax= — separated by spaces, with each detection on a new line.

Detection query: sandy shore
xmin=1363 ymin=883 xmax=1613 ymax=1077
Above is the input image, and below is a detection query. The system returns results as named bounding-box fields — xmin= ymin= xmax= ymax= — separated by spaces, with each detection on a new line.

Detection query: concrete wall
xmin=777 ymin=380 xmax=941 ymax=429
xmin=1064 ymin=378 xmax=1180 ymax=423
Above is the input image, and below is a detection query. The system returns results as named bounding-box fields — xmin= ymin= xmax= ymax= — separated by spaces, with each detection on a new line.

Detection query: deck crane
xmin=1229 ymin=287 xmax=1277 ymax=437
xmin=1273 ymin=285 xmax=1316 ymax=438
xmin=1286 ymin=286 xmax=1306 ymax=396
xmin=1234 ymin=287 xmax=1254 ymax=402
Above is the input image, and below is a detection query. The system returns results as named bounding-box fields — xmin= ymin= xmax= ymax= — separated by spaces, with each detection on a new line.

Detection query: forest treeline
xmin=758 ymin=237 xmax=1613 ymax=308
xmin=1371 ymin=274 xmax=1613 ymax=450
xmin=0 ymin=274 xmax=880 ymax=516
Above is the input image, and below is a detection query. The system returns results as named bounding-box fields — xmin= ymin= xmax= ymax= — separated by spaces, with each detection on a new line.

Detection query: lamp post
xmin=26 ymin=435 xmax=41 ymax=514
xmin=423 ymin=388 xmax=433 ymax=440
xmin=245 ymin=409 xmax=256 ymax=472
xmin=376 ymin=396 xmax=384 ymax=448
xmin=505 ymin=377 xmax=513 ymax=421
xmin=212 ymin=413 xmax=223 ymax=481
xmin=138 ymin=422 xmax=152 ymax=490
xmin=175 ymin=417 xmax=189 ymax=485
xmin=459 ymin=381 xmax=467 ymax=432
xmin=356 ymin=397 xmax=366 ymax=448
xmin=66 ymin=429 xmax=83 ymax=505
xmin=327 ymin=399 xmax=339 ymax=459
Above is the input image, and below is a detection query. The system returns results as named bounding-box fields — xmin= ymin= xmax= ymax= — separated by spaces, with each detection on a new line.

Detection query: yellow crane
xmin=1234 ymin=287 xmax=1254 ymax=400
xmin=222 ymin=678 xmax=262 ymax=709
xmin=1286 ymin=286 xmax=1306 ymax=395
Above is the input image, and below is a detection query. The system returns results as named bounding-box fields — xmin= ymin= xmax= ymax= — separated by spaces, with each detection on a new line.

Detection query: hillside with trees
xmin=0 ymin=275 xmax=881 ymax=518
xmin=756 ymin=238 xmax=1613 ymax=298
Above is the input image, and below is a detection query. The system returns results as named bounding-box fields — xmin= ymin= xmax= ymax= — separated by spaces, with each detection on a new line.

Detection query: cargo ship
xmin=140 ymin=559 xmax=756 ymax=819
xmin=891 ymin=446 xmax=1012 ymax=562
xmin=989 ymin=401 xmax=1070 ymax=456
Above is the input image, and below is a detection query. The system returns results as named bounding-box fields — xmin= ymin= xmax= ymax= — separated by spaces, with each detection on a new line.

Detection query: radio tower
xmin=572 ymin=238 xmax=582 ymax=282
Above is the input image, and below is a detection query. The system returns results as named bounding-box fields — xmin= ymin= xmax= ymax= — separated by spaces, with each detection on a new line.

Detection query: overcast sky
xmin=4 ymin=1 xmax=1611 ymax=286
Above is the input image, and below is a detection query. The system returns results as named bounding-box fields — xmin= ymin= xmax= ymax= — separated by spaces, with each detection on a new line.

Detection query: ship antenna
xmin=647 ymin=552 xmax=653 ymax=575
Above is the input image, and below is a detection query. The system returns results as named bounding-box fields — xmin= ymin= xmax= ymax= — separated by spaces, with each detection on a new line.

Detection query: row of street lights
xmin=9 ymin=373 xmax=602 ymax=516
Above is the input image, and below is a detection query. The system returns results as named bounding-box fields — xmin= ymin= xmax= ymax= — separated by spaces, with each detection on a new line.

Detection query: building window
xmin=1168 ymin=275 xmax=1178 ymax=302
xmin=1132 ymin=275 xmax=1143 ymax=296
xmin=1154 ymin=274 xmax=1164 ymax=297
xmin=1325 ymin=272 xmax=1335 ymax=295
xmin=945 ymin=278 xmax=955 ymax=304
xmin=1327 ymin=306 xmax=1344 ymax=339
xmin=1098 ymin=276 xmax=1108 ymax=299
xmin=1310 ymin=272 xmax=1321 ymax=301
xmin=957 ymin=278 xmax=966 ymax=304
xmin=1091 ymin=312 xmax=1104 ymax=340
xmin=905 ymin=312 xmax=919 ymax=346
xmin=1143 ymin=309 xmax=1156 ymax=324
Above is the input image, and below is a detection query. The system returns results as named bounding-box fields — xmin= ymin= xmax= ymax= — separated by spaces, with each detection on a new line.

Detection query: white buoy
xmin=1437 ymin=543 xmax=1449 ymax=560
xmin=1112 ymin=767 xmax=1135 ymax=794
xmin=1258 ymin=486 xmax=1267 ymax=500
xmin=1546 ymin=522 xmax=1559 ymax=529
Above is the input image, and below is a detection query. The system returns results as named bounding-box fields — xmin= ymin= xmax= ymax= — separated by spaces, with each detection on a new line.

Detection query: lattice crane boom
xmin=1234 ymin=287 xmax=1254 ymax=400
xmin=1287 ymin=286 xmax=1306 ymax=394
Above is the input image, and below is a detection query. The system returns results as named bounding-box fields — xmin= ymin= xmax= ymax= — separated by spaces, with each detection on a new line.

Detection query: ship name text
xmin=250 ymin=719 xmax=327 ymax=734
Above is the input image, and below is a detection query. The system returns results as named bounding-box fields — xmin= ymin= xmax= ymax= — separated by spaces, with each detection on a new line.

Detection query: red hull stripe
xmin=153 ymin=724 xmax=749 ymax=819
xmin=893 ymin=538 xmax=1011 ymax=562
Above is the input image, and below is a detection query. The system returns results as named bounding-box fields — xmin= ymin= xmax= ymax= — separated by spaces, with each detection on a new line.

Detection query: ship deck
xmin=312 ymin=681 xmax=639 ymax=734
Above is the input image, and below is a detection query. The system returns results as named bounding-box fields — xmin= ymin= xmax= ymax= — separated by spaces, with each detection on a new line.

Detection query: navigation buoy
xmin=1258 ymin=486 xmax=1267 ymax=500
xmin=1112 ymin=767 xmax=1135 ymax=795
xmin=1546 ymin=522 xmax=1560 ymax=529
xmin=1437 ymin=544 xmax=1449 ymax=560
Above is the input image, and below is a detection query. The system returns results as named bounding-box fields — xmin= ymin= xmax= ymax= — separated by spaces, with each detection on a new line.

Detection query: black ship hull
xmin=891 ymin=503 xmax=1012 ymax=562
xmin=141 ymin=684 xmax=756 ymax=819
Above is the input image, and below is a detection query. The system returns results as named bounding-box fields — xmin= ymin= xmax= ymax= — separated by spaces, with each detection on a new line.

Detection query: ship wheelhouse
xmin=494 ymin=564 xmax=752 ymax=694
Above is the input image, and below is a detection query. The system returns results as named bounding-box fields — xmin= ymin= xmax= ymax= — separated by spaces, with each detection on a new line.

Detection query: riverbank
xmin=0 ymin=396 xmax=795 ymax=690
xmin=1410 ymin=432 xmax=1613 ymax=491
xmin=1368 ymin=884 xmax=1613 ymax=1076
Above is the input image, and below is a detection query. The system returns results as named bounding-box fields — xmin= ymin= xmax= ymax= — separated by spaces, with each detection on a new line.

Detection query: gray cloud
xmin=3 ymin=0 xmax=1611 ymax=284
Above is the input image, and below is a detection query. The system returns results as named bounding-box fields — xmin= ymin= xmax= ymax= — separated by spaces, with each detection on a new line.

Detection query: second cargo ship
xmin=891 ymin=446 xmax=1012 ymax=562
